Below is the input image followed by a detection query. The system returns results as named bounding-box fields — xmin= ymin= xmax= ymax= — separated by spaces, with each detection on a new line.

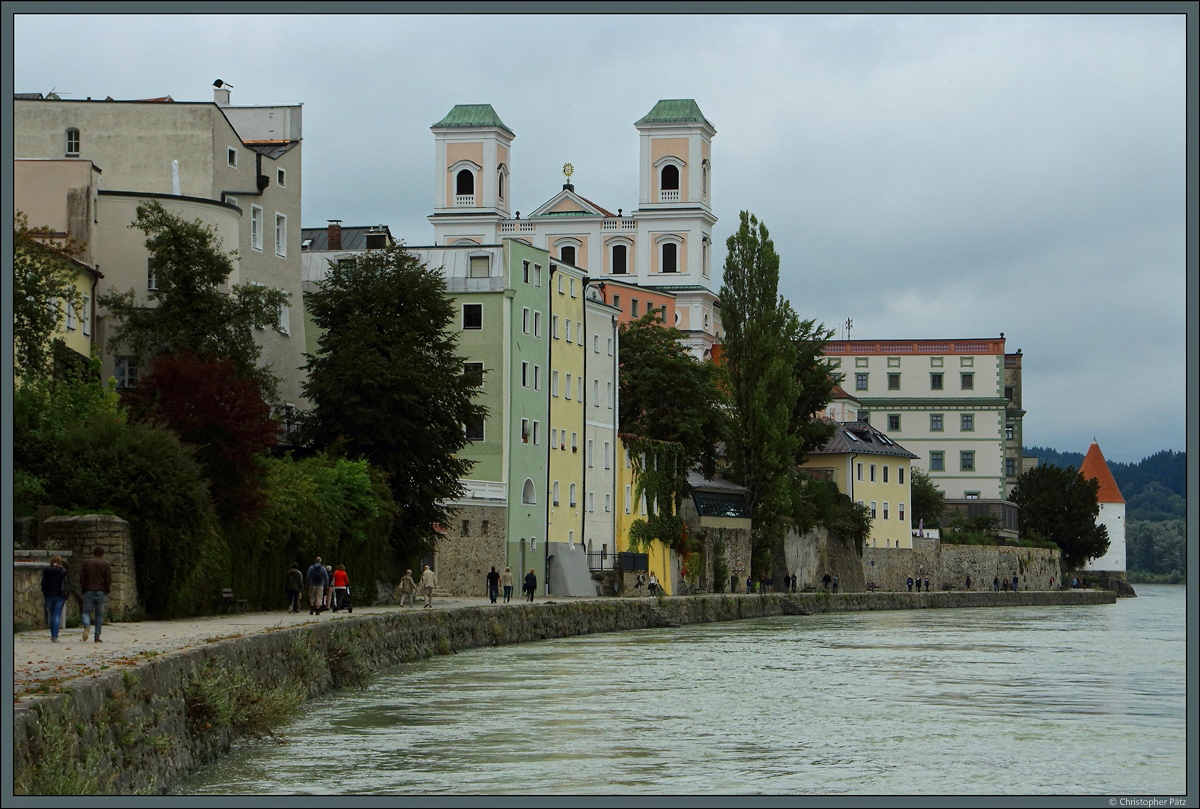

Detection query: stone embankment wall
xmin=862 ymin=541 xmax=1062 ymax=592
xmin=12 ymin=589 xmax=1114 ymax=795
xmin=785 ymin=527 xmax=866 ymax=592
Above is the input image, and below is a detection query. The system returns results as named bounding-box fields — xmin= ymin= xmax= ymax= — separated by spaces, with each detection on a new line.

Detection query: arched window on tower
xmin=661 ymin=164 xmax=679 ymax=191
xmin=498 ymin=172 xmax=504 ymax=200
xmin=522 ymin=478 xmax=536 ymax=505
xmin=560 ymin=245 xmax=576 ymax=265
xmin=662 ymin=242 xmax=678 ymax=273
xmin=612 ymin=244 xmax=627 ymax=275
xmin=456 ymin=169 xmax=475 ymax=196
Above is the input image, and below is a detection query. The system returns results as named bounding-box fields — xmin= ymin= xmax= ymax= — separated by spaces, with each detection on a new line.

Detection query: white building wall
xmin=1083 ymin=502 xmax=1127 ymax=572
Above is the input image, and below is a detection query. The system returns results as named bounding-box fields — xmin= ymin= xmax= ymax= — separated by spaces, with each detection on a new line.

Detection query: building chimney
xmin=327 ymin=220 xmax=342 ymax=251
xmin=213 ymin=79 xmax=232 ymax=107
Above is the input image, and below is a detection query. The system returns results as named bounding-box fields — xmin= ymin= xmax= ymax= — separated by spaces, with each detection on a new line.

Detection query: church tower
xmin=429 ymin=104 xmax=513 ymax=244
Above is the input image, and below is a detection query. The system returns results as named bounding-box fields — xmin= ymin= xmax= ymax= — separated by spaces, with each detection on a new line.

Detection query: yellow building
xmin=616 ymin=434 xmax=677 ymax=594
xmin=801 ymin=420 xmax=919 ymax=550
xmin=546 ymin=260 xmax=587 ymax=549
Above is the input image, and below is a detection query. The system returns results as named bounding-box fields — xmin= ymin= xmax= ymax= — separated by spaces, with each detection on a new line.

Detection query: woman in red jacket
xmin=332 ymin=564 xmax=351 ymax=612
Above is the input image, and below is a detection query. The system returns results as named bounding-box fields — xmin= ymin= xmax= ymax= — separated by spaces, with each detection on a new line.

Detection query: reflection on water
xmin=178 ymin=585 xmax=1186 ymax=795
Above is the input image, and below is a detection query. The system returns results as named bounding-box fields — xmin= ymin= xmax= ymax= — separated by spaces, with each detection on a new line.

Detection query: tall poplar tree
xmin=720 ymin=212 xmax=801 ymax=568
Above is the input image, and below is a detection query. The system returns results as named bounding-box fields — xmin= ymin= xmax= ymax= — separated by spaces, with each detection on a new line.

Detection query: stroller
xmin=332 ymin=585 xmax=352 ymax=613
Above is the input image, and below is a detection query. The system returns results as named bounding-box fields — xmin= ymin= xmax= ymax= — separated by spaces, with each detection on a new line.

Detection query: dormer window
xmin=65 ymin=128 xmax=80 ymax=156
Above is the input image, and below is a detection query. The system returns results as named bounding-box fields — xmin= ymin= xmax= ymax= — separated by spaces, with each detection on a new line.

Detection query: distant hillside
xmin=1023 ymin=446 xmax=1186 ymax=500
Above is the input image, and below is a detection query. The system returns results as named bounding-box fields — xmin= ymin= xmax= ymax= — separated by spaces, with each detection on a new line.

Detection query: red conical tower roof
xmin=1079 ymin=440 xmax=1124 ymax=504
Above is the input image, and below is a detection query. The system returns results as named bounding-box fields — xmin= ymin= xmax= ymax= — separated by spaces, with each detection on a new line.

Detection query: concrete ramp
xmin=547 ymin=543 xmax=601 ymax=597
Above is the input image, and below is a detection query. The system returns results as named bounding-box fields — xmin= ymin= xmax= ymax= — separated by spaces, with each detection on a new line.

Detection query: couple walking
xmin=486 ymin=567 xmax=515 ymax=603
xmin=394 ymin=565 xmax=438 ymax=608
xmin=41 ymin=546 xmax=112 ymax=643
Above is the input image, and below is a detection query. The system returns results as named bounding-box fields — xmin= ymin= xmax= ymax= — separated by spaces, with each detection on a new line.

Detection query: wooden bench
xmin=865 ymin=581 xmax=879 ymax=592
xmin=221 ymin=588 xmax=247 ymax=614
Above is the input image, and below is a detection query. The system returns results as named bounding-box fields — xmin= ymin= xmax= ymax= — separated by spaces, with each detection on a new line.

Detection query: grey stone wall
xmin=11 ymin=588 xmax=1117 ymax=795
xmin=42 ymin=516 xmax=138 ymax=619
xmin=13 ymin=551 xmax=80 ymax=630
xmin=785 ymin=527 xmax=866 ymax=592
xmin=691 ymin=526 xmax=751 ymax=593
xmin=433 ymin=504 xmax=507 ymax=597
xmin=862 ymin=540 xmax=1062 ymax=592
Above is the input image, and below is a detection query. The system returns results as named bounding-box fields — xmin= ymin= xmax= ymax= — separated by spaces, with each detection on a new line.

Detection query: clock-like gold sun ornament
xmin=563 ymin=163 xmax=574 ymax=181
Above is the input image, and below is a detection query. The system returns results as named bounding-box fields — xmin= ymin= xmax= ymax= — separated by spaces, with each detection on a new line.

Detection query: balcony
xmin=659 ymin=190 xmax=680 ymax=203
xmin=454 ymin=194 xmax=475 ymax=207
xmin=601 ymin=218 xmax=637 ymax=231
xmin=499 ymin=220 xmax=536 ymax=233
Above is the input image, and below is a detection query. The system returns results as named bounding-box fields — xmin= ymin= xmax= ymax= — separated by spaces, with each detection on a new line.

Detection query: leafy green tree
xmin=618 ymin=312 xmax=726 ymax=479
xmin=299 ymin=245 xmax=486 ymax=562
xmin=98 ymin=201 xmax=286 ymax=397
xmin=720 ymin=212 xmax=800 ymax=564
xmin=909 ymin=467 xmax=946 ymax=528
xmin=1126 ymin=519 xmax=1185 ymax=576
xmin=787 ymin=314 xmax=838 ymax=462
xmin=13 ymin=212 xmax=85 ymax=380
xmin=1125 ymin=481 xmax=1187 ymax=522
xmin=1011 ymin=464 xmax=1109 ymax=568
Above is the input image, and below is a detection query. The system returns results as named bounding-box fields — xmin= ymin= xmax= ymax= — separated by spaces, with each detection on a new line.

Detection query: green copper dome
xmin=432 ymin=104 xmax=513 ymax=135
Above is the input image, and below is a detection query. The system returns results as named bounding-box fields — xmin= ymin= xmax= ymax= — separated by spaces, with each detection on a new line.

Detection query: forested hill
xmin=1023 ymin=446 xmax=1187 ymax=523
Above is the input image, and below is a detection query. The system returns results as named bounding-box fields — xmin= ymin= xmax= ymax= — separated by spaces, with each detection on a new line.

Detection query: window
xmin=899 ymin=503 xmax=905 ymax=522
xmin=593 ymin=379 xmax=599 ymax=406
xmin=888 ymin=373 xmax=900 ymax=391
xmin=930 ymin=451 xmax=945 ymax=472
xmin=534 ymin=264 xmax=542 ymax=287
xmin=1004 ymin=386 xmax=1014 ymax=401
xmin=930 ymin=373 xmax=943 ymax=390
xmin=552 ymin=315 xmax=559 ymax=338
xmin=534 ymin=365 xmax=541 ymax=391
xmin=251 ymin=206 xmax=263 ymax=251
xmin=569 ymin=483 xmax=577 ymax=507
xmin=632 ymin=299 xmax=640 ymax=318
xmin=456 ymin=169 xmax=474 ymax=196
xmin=870 ymin=464 xmax=876 ymax=482
xmin=571 ymin=432 xmax=578 ymax=452
xmin=498 ymin=171 xmax=505 ymax=200
xmin=534 ymin=311 xmax=542 ymax=337
xmin=961 ymin=373 xmax=974 ymax=390
xmin=533 ymin=421 xmax=540 ymax=445
xmin=1006 ymin=458 xmax=1016 ymax=477
xmin=961 ymin=414 xmax=974 ymax=431
xmin=587 ymin=440 xmax=594 ymax=467
xmin=561 ymin=245 xmax=576 ymax=265
xmin=461 ymin=304 xmax=484 ymax=330
xmin=898 ymin=467 xmax=905 ymax=485
xmin=856 ymin=357 xmax=869 ymax=368
xmin=522 ymin=479 xmax=536 ymax=504
xmin=661 ymin=164 xmax=680 ymax=190
xmin=605 ymin=493 xmax=611 ymax=513
xmin=607 ymin=338 xmax=614 ymax=356
xmin=965 ymin=491 xmax=980 ymax=500
xmin=855 ymin=373 xmax=868 ymax=391
xmin=570 ymin=279 xmax=577 ymax=297
xmin=227 ymin=147 xmax=237 ymax=168
xmin=587 ymin=492 xmax=594 ymax=513
xmin=552 ymin=370 xmax=559 ymax=397
xmin=604 ymin=441 xmax=611 ymax=469
xmin=558 ymin=274 xmax=564 ymax=294
xmin=930 ymin=414 xmax=944 ymax=432
xmin=612 ymin=294 xmax=621 ymax=311
xmin=553 ymin=481 xmax=560 ymax=506
xmin=469 ymin=256 xmax=489 ymax=278
xmin=65 ymin=128 xmax=80 ymax=155
xmin=577 ymin=376 xmax=584 ymax=401
xmin=931 ymin=356 xmax=944 ymax=368
xmin=115 ymin=356 xmax=140 ymax=388
xmin=960 ymin=451 xmax=975 ymax=472
xmin=607 ymin=381 xmax=614 ymax=409
xmin=275 ymin=213 xmax=287 ymax=257
xmin=961 ymin=356 xmax=974 ymax=367
xmin=278 ymin=295 xmax=290 ymax=335
xmin=277 ymin=168 xmax=286 ymax=187
xmin=464 ymin=415 xmax=484 ymax=442
xmin=461 ymin=519 xmax=471 ymax=536
xmin=857 ymin=463 xmax=863 ymax=481
xmin=565 ymin=320 xmax=572 ymax=342
xmin=661 ymin=242 xmax=677 ymax=273
xmin=521 ymin=418 xmax=530 ymax=443
xmin=883 ymin=502 xmax=889 ymax=520
xmin=147 ymin=260 xmax=157 ymax=291
xmin=888 ymin=414 xmax=901 ymax=431
xmin=887 ymin=357 xmax=901 ymax=368
xmin=64 ymin=299 xmax=76 ymax=331
xmin=565 ymin=373 xmax=572 ymax=399
xmin=612 ymin=244 xmax=627 ymax=274
xmin=1005 ymin=424 xmax=1015 ymax=440
xmin=625 ymin=485 xmax=632 ymax=514
xmin=81 ymin=295 xmax=90 ymax=336
xmin=523 ymin=261 xmax=530 ymax=284
xmin=463 ymin=362 xmax=484 ymax=387
xmin=870 ymin=501 xmax=877 ymax=519
xmin=551 ymin=428 xmax=559 ymax=447
xmin=883 ymin=465 xmax=889 ymax=483
xmin=521 ymin=361 xmax=529 ymax=387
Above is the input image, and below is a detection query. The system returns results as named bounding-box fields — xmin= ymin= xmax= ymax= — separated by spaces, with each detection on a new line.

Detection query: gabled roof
xmin=301 ymin=225 xmax=395 ymax=252
xmin=432 ymin=104 xmax=513 ymax=135
xmin=528 ymin=187 xmax=615 ymax=219
xmin=635 ymin=99 xmax=715 ymax=131
xmin=810 ymin=421 xmax=919 ymax=460
xmin=1078 ymin=440 xmax=1125 ymax=504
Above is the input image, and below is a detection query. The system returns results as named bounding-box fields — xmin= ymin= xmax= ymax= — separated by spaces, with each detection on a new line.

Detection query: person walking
xmin=965 ymin=574 xmax=972 ymax=591
xmin=332 ymin=564 xmax=351 ymax=612
xmin=501 ymin=567 xmax=514 ymax=603
xmin=822 ymin=571 xmax=832 ymax=591
xmin=907 ymin=576 xmax=914 ymax=592
xmin=79 ymin=545 xmax=112 ymax=642
xmin=41 ymin=555 xmax=69 ymax=642
xmin=993 ymin=576 xmax=1000 ymax=592
xmin=486 ymin=566 xmax=501 ymax=604
xmin=791 ymin=573 xmax=797 ymax=594
xmin=397 ymin=569 xmax=416 ymax=607
xmin=306 ymin=557 xmax=330 ymax=615
xmin=420 ymin=565 xmax=436 ymax=608
xmin=285 ymin=562 xmax=303 ymax=613
xmin=784 ymin=573 xmax=791 ymax=592
xmin=524 ymin=568 xmax=538 ymax=602
xmin=833 ymin=575 xmax=839 ymax=594
xmin=746 ymin=576 xmax=753 ymax=595
xmin=648 ymin=571 xmax=659 ymax=597
xmin=1012 ymin=573 xmax=1019 ymax=592
xmin=924 ymin=577 xmax=930 ymax=593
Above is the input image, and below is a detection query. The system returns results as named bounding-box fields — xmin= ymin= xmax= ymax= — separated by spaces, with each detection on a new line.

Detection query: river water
xmin=178 ymin=585 xmax=1186 ymax=795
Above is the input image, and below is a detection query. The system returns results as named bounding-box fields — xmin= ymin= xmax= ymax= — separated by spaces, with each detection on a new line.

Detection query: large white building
xmin=14 ymin=85 xmax=307 ymax=407
xmin=426 ymin=100 xmax=722 ymax=359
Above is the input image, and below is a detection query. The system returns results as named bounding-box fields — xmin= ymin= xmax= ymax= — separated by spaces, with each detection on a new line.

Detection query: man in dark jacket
xmin=524 ymin=569 xmax=538 ymax=602
xmin=79 ymin=545 xmax=113 ymax=642
xmin=306 ymin=557 xmax=330 ymax=615
xmin=486 ymin=566 xmax=501 ymax=604
xmin=285 ymin=563 xmax=304 ymax=613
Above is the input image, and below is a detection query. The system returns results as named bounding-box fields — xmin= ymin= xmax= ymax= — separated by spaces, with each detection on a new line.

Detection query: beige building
xmin=823 ymin=338 xmax=1011 ymax=501
xmin=14 ymin=86 xmax=307 ymax=407
xmin=427 ymin=100 xmax=722 ymax=360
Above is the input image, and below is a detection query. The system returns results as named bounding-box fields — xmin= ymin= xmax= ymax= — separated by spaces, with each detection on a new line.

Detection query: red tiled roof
xmin=1079 ymin=441 xmax=1124 ymax=504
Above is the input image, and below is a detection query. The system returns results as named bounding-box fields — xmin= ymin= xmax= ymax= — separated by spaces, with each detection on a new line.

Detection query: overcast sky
xmin=11 ymin=11 xmax=1189 ymax=464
